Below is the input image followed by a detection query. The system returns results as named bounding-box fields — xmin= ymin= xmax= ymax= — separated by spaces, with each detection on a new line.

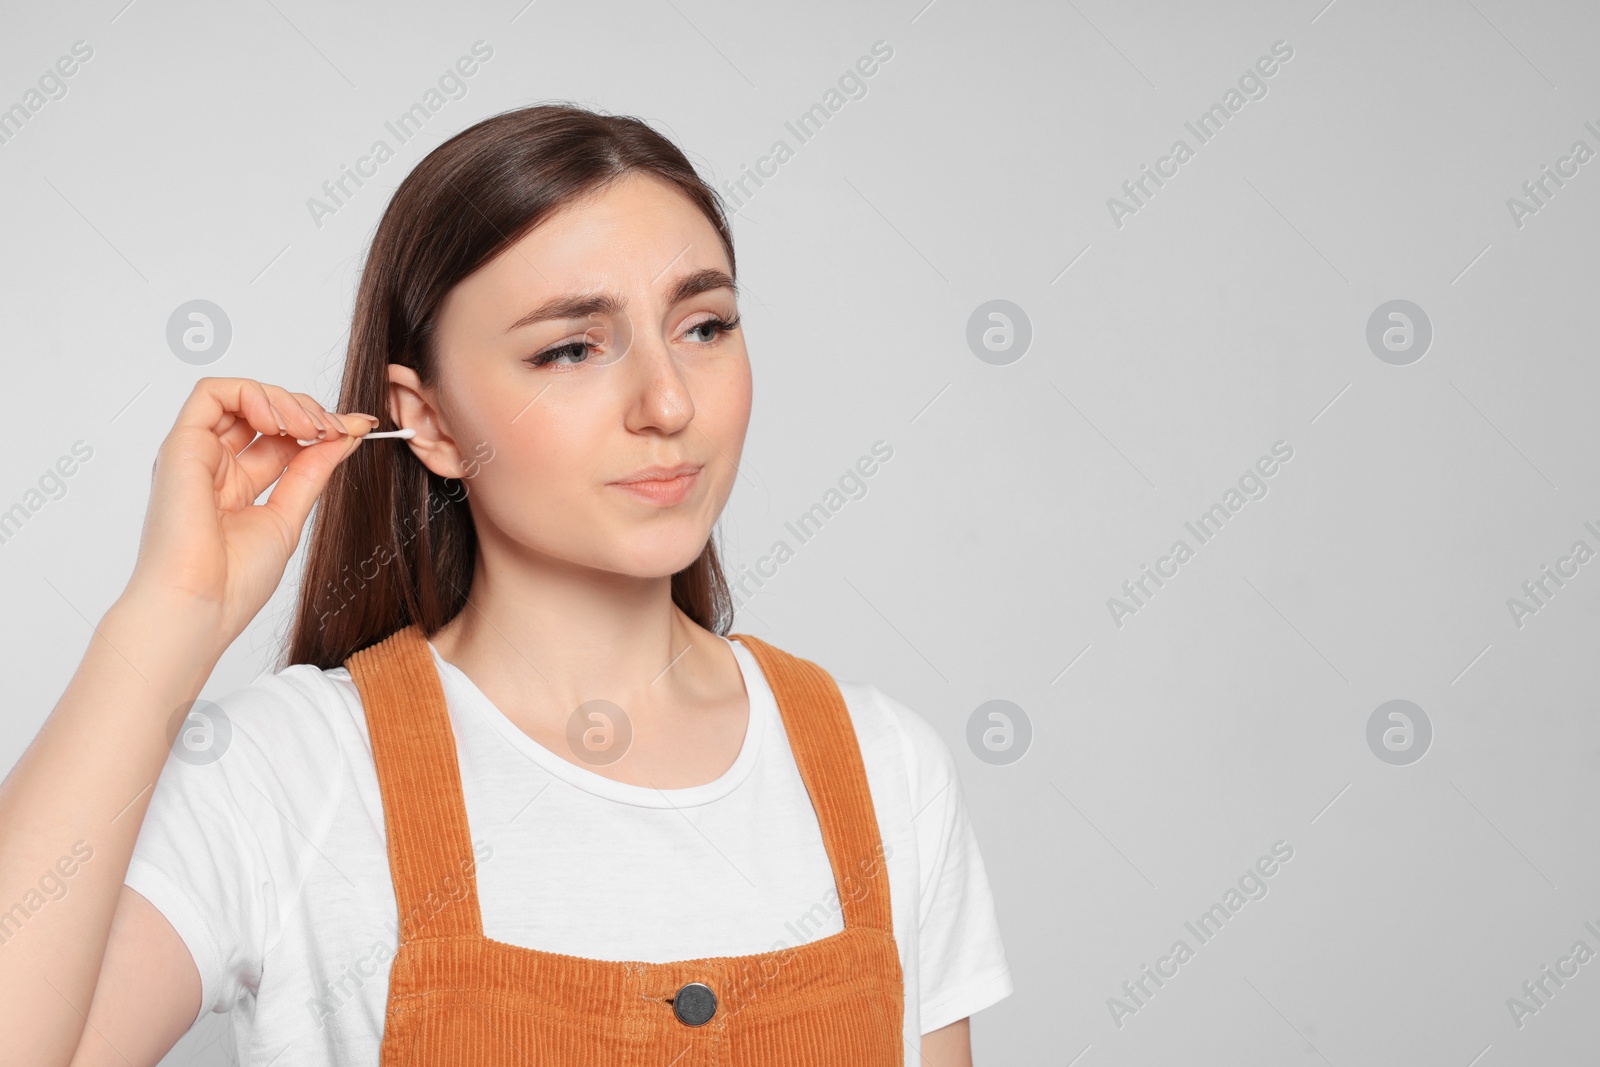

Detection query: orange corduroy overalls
xmin=343 ymin=623 xmax=906 ymax=1066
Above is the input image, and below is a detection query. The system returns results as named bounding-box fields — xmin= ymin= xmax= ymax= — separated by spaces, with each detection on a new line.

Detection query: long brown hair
xmin=280 ymin=102 xmax=738 ymax=671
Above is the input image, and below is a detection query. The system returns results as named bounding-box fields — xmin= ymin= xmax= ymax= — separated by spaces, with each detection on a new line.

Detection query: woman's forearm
xmin=0 ymin=588 xmax=225 ymax=1066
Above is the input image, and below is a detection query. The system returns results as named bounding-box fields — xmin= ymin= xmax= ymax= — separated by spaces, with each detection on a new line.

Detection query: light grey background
xmin=4 ymin=0 xmax=1598 ymax=1063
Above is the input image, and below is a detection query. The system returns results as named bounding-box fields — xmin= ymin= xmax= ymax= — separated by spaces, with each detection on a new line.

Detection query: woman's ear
xmin=386 ymin=363 xmax=469 ymax=478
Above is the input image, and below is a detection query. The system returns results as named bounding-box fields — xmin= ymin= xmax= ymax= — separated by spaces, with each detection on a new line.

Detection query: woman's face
xmin=390 ymin=172 xmax=751 ymax=580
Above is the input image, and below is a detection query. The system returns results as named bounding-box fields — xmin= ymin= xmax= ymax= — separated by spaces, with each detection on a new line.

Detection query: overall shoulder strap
xmin=344 ymin=624 xmax=483 ymax=941
xmin=729 ymin=634 xmax=894 ymax=935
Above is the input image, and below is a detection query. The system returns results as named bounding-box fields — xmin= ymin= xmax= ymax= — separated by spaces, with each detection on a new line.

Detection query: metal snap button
xmin=672 ymin=981 xmax=717 ymax=1026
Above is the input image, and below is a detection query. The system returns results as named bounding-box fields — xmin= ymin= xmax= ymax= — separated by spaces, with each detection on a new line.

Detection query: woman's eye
xmin=684 ymin=316 xmax=739 ymax=344
xmin=526 ymin=340 xmax=593 ymax=368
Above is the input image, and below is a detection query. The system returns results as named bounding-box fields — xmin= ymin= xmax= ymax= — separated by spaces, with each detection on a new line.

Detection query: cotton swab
xmin=295 ymin=427 xmax=416 ymax=446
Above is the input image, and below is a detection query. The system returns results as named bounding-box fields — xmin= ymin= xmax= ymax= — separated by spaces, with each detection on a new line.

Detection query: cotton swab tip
xmin=296 ymin=427 xmax=416 ymax=446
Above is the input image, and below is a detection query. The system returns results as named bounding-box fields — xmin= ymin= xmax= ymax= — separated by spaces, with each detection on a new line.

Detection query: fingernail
xmin=351 ymin=412 xmax=378 ymax=423
xmin=269 ymin=403 xmax=287 ymax=433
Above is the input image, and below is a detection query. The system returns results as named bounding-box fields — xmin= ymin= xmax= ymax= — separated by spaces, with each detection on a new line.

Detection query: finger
xmin=217 ymin=393 xmax=371 ymax=454
xmin=150 ymin=427 xmax=229 ymax=548
xmin=263 ymin=385 xmax=329 ymax=445
xmin=261 ymin=430 xmax=364 ymax=535
xmin=236 ymin=411 xmax=377 ymax=501
xmin=173 ymin=377 xmax=321 ymax=453
xmin=174 ymin=377 xmax=283 ymax=442
xmin=286 ymin=392 xmax=376 ymax=443
xmin=289 ymin=417 xmax=377 ymax=447
xmin=325 ymin=410 xmax=380 ymax=438
xmin=271 ymin=391 xmax=327 ymax=441
xmin=161 ymin=380 xmax=326 ymax=515
xmin=232 ymin=432 xmax=303 ymax=500
xmin=285 ymin=391 xmax=337 ymax=441
xmin=218 ymin=415 xmax=261 ymax=456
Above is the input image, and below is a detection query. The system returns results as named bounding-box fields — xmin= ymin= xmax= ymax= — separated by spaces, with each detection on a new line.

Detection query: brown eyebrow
xmin=665 ymin=267 xmax=738 ymax=310
xmin=503 ymin=267 xmax=737 ymax=334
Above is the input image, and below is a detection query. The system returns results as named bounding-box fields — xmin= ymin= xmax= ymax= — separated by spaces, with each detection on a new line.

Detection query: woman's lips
xmin=608 ymin=469 xmax=699 ymax=505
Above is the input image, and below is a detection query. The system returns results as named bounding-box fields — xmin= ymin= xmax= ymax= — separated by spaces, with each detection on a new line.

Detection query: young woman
xmin=0 ymin=104 xmax=1012 ymax=1066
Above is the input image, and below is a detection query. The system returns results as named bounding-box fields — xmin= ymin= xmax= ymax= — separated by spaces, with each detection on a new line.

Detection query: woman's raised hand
xmin=126 ymin=376 xmax=377 ymax=646
xmin=0 ymin=377 xmax=380 ymax=1064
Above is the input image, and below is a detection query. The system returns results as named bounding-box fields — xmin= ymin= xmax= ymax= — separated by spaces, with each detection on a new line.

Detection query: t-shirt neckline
xmin=425 ymin=635 xmax=771 ymax=809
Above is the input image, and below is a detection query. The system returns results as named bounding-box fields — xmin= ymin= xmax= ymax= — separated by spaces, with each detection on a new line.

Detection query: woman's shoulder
xmin=221 ymin=656 xmax=363 ymax=720
xmin=185 ymin=656 xmax=372 ymax=774
xmin=830 ymin=676 xmax=964 ymax=811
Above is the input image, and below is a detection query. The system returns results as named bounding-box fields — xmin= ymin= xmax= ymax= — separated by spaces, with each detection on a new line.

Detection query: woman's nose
xmin=619 ymin=327 xmax=696 ymax=431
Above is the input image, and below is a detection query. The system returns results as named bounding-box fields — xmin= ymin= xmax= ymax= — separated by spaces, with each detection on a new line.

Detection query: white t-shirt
xmin=125 ymin=634 xmax=1013 ymax=1065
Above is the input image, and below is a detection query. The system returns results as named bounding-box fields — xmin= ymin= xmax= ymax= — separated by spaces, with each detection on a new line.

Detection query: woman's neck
xmin=425 ymin=555 xmax=734 ymax=730
xmin=423 ymin=554 xmax=751 ymax=788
